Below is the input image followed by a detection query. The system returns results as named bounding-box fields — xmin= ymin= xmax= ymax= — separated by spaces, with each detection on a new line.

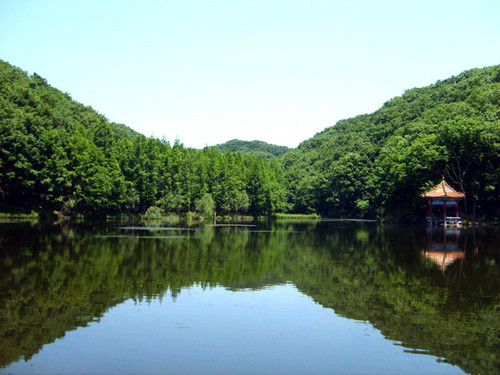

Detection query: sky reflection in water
xmin=1 ymin=221 xmax=498 ymax=375
xmin=3 ymin=284 xmax=463 ymax=375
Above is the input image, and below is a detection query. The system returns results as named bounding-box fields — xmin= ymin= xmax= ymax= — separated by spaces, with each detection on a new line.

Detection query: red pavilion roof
xmin=422 ymin=178 xmax=465 ymax=199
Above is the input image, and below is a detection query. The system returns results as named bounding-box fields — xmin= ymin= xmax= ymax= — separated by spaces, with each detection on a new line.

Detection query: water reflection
xmin=423 ymin=227 xmax=466 ymax=271
xmin=2 ymin=284 xmax=465 ymax=375
xmin=0 ymin=221 xmax=499 ymax=374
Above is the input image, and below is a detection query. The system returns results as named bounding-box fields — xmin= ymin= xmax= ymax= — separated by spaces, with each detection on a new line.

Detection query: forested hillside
xmin=1 ymin=59 xmax=499 ymax=219
xmin=0 ymin=60 xmax=287 ymax=216
xmin=215 ymin=139 xmax=291 ymax=160
xmin=281 ymin=65 xmax=500 ymax=220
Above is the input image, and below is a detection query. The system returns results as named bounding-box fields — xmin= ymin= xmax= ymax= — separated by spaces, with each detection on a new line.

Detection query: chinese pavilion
xmin=421 ymin=177 xmax=465 ymax=226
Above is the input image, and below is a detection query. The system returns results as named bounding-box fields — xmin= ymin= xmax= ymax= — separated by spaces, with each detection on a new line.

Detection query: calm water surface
xmin=0 ymin=220 xmax=499 ymax=375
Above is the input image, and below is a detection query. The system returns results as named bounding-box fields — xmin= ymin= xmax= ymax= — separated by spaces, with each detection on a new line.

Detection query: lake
xmin=0 ymin=219 xmax=499 ymax=375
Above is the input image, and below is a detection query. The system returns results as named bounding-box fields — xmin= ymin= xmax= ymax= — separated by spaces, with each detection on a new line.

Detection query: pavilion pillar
xmin=427 ymin=201 xmax=433 ymax=225
xmin=443 ymin=200 xmax=447 ymax=227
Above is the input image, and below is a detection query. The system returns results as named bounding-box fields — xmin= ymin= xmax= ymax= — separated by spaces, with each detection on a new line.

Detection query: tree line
xmin=282 ymin=65 xmax=500 ymax=220
xmin=215 ymin=139 xmax=291 ymax=160
xmin=1 ymin=59 xmax=499 ymax=219
xmin=0 ymin=60 xmax=287 ymax=216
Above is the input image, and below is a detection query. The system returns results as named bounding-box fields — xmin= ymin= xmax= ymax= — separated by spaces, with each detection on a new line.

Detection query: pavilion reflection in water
xmin=422 ymin=227 xmax=465 ymax=271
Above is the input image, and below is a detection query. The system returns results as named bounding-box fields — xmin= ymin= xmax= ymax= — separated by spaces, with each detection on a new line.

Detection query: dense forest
xmin=282 ymin=65 xmax=500 ymax=220
xmin=215 ymin=139 xmax=291 ymax=160
xmin=1 ymin=59 xmax=499 ymax=219
xmin=0 ymin=60 xmax=287 ymax=216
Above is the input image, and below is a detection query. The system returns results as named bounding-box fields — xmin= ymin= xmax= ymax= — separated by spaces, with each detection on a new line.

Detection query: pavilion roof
xmin=421 ymin=178 xmax=465 ymax=199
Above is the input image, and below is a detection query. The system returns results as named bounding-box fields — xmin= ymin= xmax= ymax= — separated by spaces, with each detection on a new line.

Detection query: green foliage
xmin=0 ymin=60 xmax=288 ymax=217
xmin=143 ymin=206 xmax=164 ymax=218
xmin=282 ymin=65 xmax=500 ymax=219
xmin=2 ymin=58 xmax=499 ymax=219
xmin=195 ymin=193 xmax=215 ymax=216
xmin=215 ymin=139 xmax=291 ymax=159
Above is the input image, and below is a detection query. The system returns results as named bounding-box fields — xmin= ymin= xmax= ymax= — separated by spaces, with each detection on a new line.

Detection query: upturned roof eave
xmin=421 ymin=179 xmax=465 ymax=199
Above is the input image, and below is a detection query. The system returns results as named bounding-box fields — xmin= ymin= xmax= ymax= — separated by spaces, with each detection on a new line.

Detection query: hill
xmin=2 ymin=59 xmax=498 ymax=219
xmin=0 ymin=60 xmax=287 ymax=215
xmin=281 ymin=65 xmax=500 ymax=220
xmin=0 ymin=61 xmax=141 ymax=139
xmin=214 ymin=139 xmax=291 ymax=160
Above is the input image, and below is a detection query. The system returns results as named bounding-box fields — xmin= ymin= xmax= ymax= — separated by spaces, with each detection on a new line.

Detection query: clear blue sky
xmin=1 ymin=0 xmax=499 ymax=148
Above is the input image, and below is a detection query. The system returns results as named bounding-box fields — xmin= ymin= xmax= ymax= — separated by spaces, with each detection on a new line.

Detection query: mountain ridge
xmin=213 ymin=139 xmax=291 ymax=159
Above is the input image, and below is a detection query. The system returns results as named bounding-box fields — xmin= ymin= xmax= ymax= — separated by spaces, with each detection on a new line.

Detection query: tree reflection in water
xmin=0 ymin=220 xmax=498 ymax=374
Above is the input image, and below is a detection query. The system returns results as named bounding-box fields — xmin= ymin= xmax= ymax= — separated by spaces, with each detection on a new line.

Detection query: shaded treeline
xmin=0 ymin=60 xmax=287 ymax=216
xmin=0 ymin=221 xmax=498 ymax=374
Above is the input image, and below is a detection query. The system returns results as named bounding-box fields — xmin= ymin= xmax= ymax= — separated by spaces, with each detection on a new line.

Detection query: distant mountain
xmin=214 ymin=139 xmax=291 ymax=159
